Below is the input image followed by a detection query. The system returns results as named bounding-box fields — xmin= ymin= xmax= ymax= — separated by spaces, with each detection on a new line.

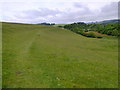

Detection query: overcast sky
xmin=0 ymin=0 xmax=119 ymax=24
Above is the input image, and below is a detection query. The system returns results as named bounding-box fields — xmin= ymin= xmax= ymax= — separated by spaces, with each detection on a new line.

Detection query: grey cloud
xmin=72 ymin=2 xmax=118 ymax=22
xmin=14 ymin=2 xmax=95 ymax=23
xmin=49 ymin=3 xmax=94 ymax=23
xmin=15 ymin=8 xmax=62 ymax=19
xmin=11 ymin=2 xmax=118 ymax=24
xmin=97 ymin=2 xmax=118 ymax=20
xmin=101 ymin=2 xmax=118 ymax=13
xmin=73 ymin=3 xmax=92 ymax=13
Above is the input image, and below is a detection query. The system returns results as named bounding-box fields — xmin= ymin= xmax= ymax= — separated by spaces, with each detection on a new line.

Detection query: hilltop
xmin=92 ymin=19 xmax=120 ymax=24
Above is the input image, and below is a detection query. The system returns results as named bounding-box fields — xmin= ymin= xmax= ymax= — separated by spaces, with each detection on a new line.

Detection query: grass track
xmin=3 ymin=22 xmax=118 ymax=88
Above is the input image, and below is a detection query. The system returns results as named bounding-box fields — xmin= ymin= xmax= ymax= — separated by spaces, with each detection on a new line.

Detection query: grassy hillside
xmin=3 ymin=22 xmax=118 ymax=88
xmin=53 ymin=24 xmax=66 ymax=27
xmin=90 ymin=19 xmax=120 ymax=24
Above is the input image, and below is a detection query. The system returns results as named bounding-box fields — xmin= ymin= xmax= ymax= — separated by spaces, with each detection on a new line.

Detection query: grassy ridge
xmin=3 ymin=22 xmax=118 ymax=88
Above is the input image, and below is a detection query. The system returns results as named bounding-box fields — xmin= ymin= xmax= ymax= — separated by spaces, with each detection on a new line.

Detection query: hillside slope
xmin=95 ymin=19 xmax=120 ymax=24
xmin=3 ymin=22 xmax=118 ymax=88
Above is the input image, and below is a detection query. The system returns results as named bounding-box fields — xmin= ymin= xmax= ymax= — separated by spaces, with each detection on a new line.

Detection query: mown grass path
xmin=3 ymin=23 xmax=118 ymax=88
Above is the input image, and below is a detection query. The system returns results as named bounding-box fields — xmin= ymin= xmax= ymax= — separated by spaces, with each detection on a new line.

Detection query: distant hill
xmin=94 ymin=19 xmax=120 ymax=24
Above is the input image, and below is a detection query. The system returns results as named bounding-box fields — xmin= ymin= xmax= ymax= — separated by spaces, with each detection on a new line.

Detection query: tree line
xmin=38 ymin=22 xmax=55 ymax=25
xmin=63 ymin=22 xmax=119 ymax=38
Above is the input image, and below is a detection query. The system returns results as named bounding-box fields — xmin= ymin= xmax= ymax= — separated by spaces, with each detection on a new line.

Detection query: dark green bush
xmin=64 ymin=22 xmax=119 ymax=37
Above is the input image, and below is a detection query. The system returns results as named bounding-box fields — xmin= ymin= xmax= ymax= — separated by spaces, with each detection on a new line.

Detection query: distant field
xmin=53 ymin=24 xmax=66 ymax=27
xmin=3 ymin=22 xmax=118 ymax=88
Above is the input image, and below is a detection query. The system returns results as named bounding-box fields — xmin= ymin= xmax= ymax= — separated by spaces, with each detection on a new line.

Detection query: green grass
xmin=53 ymin=24 xmax=66 ymax=27
xmin=3 ymin=22 xmax=118 ymax=88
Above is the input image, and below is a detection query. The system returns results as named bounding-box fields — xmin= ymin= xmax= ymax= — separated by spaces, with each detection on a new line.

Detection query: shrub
xmin=80 ymin=32 xmax=103 ymax=38
xmin=86 ymin=32 xmax=96 ymax=38
xmin=58 ymin=26 xmax=63 ymax=28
